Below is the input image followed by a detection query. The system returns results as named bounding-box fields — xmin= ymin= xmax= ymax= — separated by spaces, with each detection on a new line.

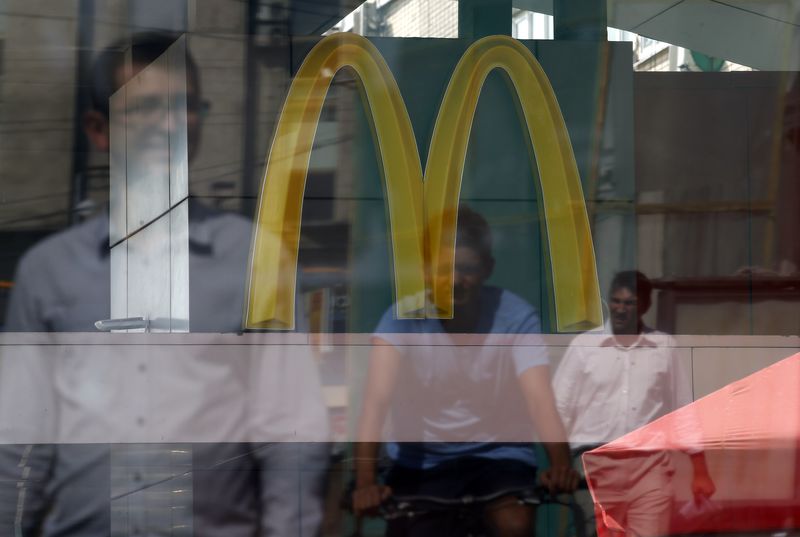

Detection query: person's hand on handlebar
xmin=352 ymin=483 xmax=393 ymax=517
xmin=539 ymin=463 xmax=580 ymax=493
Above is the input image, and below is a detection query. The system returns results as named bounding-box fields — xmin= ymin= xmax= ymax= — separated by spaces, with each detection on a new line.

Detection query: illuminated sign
xmin=245 ymin=33 xmax=601 ymax=332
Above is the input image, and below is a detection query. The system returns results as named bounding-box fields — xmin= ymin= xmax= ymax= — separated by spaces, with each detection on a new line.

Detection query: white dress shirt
xmin=552 ymin=324 xmax=693 ymax=448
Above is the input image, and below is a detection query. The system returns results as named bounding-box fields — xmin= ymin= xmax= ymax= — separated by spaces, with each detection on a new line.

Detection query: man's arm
xmin=668 ymin=346 xmax=716 ymax=499
xmin=352 ymin=337 xmax=400 ymax=515
xmin=518 ymin=364 xmax=579 ymax=492
xmin=4 ymin=254 xmax=48 ymax=333
xmin=550 ymin=344 xmax=583 ymax=440
xmin=670 ymin=342 xmax=694 ymax=411
xmin=689 ymin=452 xmax=716 ymax=499
xmin=0 ymin=259 xmax=55 ymax=533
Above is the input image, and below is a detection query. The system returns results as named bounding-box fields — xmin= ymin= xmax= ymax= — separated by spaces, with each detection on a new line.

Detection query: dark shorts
xmin=384 ymin=457 xmax=538 ymax=537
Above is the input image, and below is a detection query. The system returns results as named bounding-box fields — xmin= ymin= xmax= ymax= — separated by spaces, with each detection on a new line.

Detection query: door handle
xmin=94 ymin=317 xmax=149 ymax=331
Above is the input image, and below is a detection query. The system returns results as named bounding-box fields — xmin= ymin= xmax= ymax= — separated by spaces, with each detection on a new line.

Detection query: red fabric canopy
xmin=583 ymin=352 xmax=800 ymax=536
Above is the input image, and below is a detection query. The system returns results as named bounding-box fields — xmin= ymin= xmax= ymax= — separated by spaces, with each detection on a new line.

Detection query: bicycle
xmin=344 ymin=485 xmax=586 ymax=537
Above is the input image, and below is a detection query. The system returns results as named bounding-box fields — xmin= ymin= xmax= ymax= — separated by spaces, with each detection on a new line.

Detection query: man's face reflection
xmin=451 ymin=246 xmax=490 ymax=311
xmin=109 ymin=63 xmax=202 ymax=172
xmin=609 ymin=286 xmax=639 ymax=334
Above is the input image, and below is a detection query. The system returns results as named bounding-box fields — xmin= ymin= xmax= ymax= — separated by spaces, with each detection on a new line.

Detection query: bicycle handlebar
xmin=341 ymin=487 xmax=535 ymax=514
xmin=342 ymin=480 xmax=587 ymax=514
xmin=343 ymin=481 xmax=589 ymax=537
xmin=389 ymin=486 xmax=546 ymax=506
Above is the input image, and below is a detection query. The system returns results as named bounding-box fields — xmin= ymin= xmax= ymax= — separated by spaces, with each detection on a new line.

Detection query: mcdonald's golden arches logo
xmin=245 ymin=33 xmax=602 ymax=332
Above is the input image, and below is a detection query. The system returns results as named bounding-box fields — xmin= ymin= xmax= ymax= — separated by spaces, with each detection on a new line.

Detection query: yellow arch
xmin=246 ymin=33 xmax=602 ymax=332
xmin=245 ymin=33 xmax=427 ymax=329
xmin=425 ymin=35 xmax=602 ymax=331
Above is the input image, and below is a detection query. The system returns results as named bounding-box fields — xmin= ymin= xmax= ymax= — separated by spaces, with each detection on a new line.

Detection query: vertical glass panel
xmin=168 ymin=35 xmax=189 ymax=208
xmin=127 ymin=216 xmax=171 ymax=332
xmin=110 ymin=241 xmax=127 ymax=322
xmin=110 ymin=444 xmax=193 ymax=537
xmin=109 ymin=87 xmax=127 ymax=245
xmin=170 ymin=199 xmax=189 ymax=332
xmin=125 ymin=52 xmax=171 ymax=232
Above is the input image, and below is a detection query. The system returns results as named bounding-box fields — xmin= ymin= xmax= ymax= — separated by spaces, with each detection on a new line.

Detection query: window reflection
xmin=1 ymin=2 xmax=800 ymax=537
xmin=1 ymin=31 xmax=330 ymax=536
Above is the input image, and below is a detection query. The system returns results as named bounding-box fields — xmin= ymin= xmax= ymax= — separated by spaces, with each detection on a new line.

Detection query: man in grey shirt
xmin=1 ymin=32 xmax=329 ymax=536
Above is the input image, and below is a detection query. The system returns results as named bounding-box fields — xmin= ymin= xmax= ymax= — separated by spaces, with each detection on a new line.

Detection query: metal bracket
xmin=94 ymin=317 xmax=149 ymax=332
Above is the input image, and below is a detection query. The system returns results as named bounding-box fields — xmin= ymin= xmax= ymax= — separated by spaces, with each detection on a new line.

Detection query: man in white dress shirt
xmin=553 ymin=271 xmax=715 ymax=537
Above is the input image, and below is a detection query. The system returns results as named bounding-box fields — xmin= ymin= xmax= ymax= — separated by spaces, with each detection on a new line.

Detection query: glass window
xmin=1 ymin=1 xmax=798 ymax=536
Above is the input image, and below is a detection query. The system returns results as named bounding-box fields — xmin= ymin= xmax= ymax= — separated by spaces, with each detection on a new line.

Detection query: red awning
xmin=583 ymin=352 xmax=800 ymax=537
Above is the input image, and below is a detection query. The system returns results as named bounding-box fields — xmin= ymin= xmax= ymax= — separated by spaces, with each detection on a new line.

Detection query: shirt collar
xmin=97 ymin=203 xmax=217 ymax=258
xmin=598 ymin=320 xmax=659 ymax=349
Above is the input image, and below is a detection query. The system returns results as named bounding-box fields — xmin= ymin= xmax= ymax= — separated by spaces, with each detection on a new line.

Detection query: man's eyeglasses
xmin=122 ymin=94 xmax=211 ymax=121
